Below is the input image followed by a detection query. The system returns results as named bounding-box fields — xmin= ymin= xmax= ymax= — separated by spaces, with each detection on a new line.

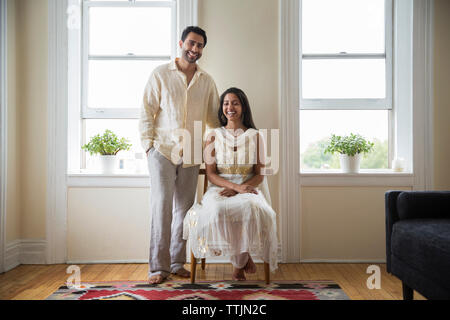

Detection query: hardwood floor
xmin=0 ymin=263 xmax=426 ymax=300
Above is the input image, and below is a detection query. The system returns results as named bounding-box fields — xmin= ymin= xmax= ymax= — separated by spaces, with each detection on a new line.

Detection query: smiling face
xmin=179 ymin=32 xmax=204 ymax=64
xmin=222 ymin=93 xmax=243 ymax=123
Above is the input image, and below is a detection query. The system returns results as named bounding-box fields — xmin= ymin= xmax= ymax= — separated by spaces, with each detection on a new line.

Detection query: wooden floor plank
xmin=294 ymin=263 xmax=311 ymax=280
xmin=327 ymin=264 xmax=365 ymax=299
xmin=218 ymin=263 xmax=226 ymax=281
xmin=330 ymin=264 xmax=365 ymax=300
xmin=341 ymin=263 xmax=375 ymax=300
xmin=0 ymin=263 xmax=428 ymax=300
xmin=256 ymin=263 xmax=265 ymax=282
xmin=208 ymin=262 xmax=217 ymax=281
xmin=347 ymin=264 xmax=385 ymax=300
xmin=128 ymin=264 xmax=145 ymax=281
xmin=84 ymin=264 xmax=109 ymax=281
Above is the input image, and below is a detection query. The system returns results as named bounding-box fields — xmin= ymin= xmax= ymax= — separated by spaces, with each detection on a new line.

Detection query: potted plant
xmin=324 ymin=133 xmax=375 ymax=173
xmin=82 ymin=129 xmax=132 ymax=173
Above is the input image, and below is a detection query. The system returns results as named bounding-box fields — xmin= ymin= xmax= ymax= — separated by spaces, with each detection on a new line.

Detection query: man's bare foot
xmin=244 ymin=255 xmax=257 ymax=274
xmin=171 ymin=268 xmax=191 ymax=278
xmin=232 ymin=267 xmax=246 ymax=281
xmin=148 ymin=274 xmax=164 ymax=284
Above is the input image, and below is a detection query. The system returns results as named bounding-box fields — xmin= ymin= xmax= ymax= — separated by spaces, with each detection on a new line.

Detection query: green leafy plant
xmin=324 ymin=133 xmax=375 ymax=157
xmin=82 ymin=129 xmax=132 ymax=156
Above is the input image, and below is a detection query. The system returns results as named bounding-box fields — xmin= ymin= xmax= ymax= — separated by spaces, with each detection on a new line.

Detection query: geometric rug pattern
xmin=45 ymin=280 xmax=350 ymax=300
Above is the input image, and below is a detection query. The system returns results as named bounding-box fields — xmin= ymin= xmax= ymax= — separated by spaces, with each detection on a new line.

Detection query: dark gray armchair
xmin=385 ymin=191 xmax=450 ymax=300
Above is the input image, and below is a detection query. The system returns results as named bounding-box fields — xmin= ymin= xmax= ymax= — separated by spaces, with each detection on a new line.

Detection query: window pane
xmin=89 ymin=7 xmax=172 ymax=56
xmin=302 ymin=59 xmax=386 ymax=99
xmin=84 ymin=119 xmax=148 ymax=173
xmin=302 ymin=0 xmax=385 ymax=54
xmin=300 ymin=110 xmax=389 ymax=170
xmin=87 ymin=59 xmax=166 ymax=109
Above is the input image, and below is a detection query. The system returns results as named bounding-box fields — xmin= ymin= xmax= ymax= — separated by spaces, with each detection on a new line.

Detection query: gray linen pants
xmin=147 ymin=147 xmax=200 ymax=278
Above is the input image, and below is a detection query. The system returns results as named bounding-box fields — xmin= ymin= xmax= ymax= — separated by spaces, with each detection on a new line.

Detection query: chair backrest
xmin=397 ymin=191 xmax=450 ymax=220
xmin=199 ymin=168 xmax=208 ymax=194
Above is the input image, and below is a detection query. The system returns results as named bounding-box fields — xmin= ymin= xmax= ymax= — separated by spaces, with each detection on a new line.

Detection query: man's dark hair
xmin=181 ymin=26 xmax=207 ymax=47
xmin=218 ymin=87 xmax=257 ymax=130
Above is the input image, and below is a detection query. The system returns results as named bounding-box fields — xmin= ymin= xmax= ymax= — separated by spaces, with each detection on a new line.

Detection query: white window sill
xmin=299 ymin=169 xmax=414 ymax=187
xmin=67 ymin=169 xmax=414 ymax=188
xmin=300 ymin=169 xmax=412 ymax=176
xmin=68 ymin=169 xmax=149 ymax=176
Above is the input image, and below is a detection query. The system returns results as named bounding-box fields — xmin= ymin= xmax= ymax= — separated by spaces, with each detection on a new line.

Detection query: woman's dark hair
xmin=218 ymin=87 xmax=257 ymax=130
xmin=181 ymin=26 xmax=207 ymax=47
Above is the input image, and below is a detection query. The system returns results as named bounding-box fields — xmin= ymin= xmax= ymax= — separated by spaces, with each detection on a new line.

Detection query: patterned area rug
xmin=46 ymin=280 xmax=350 ymax=300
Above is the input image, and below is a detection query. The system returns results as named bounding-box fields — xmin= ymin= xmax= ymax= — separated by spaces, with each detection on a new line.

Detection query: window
xmin=69 ymin=0 xmax=179 ymax=174
xmin=300 ymin=0 xmax=395 ymax=172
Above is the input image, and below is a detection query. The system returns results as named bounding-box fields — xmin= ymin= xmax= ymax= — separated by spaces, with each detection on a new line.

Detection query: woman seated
xmin=183 ymin=87 xmax=278 ymax=281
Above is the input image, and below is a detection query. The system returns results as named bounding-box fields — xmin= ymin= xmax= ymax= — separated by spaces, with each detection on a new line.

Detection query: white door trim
xmin=412 ymin=0 xmax=434 ymax=190
xmin=47 ymin=0 xmax=69 ymax=264
xmin=279 ymin=0 xmax=301 ymax=262
xmin=0 ymin=0 xmax=8 ymax=273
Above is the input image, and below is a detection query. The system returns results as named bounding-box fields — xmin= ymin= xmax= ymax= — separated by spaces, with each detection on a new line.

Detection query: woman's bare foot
xmin=244 ymin=255 xmax=257 ymax=274
xmin=232 ymin=267 xmax=246 ymax=281
xmin=148 ymin=274 xmax=164 ymax=284
xmin=171 ymin=267 xmax=191 ymax=278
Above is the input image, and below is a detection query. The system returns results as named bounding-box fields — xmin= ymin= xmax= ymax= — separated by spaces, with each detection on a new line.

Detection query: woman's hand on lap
xmin=234 ymin=184 xmax=258 ymax=195
xmin=220 ymin=188 xmax=238 ymax=197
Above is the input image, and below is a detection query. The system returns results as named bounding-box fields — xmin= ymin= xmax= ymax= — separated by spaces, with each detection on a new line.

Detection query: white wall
xmin=6 ymin=0 xmax=20 ymax=244
xmin=300 ymin=186 xmax=412 ymax=261
xmin=433 ymin=0 xmax=450 ymax=190
xmin=7 ymin=0 xmax=449 ymax=264
xmin=15 ymin=0 xmax=48 ymax=240
xmin=197 ymin=0 xmax=280 ymax=215
xmin=67 ymin=188 xmax=150 ymax=262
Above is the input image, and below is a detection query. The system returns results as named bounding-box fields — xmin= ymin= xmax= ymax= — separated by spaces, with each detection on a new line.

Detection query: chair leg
xmin=201 ymin=258 xmax=206 ymax=270
xmin=190 ymin=251 xmax=197 ymax=284
xmin=402 ymin=282 xmax=414 ymax=300
xmin=264 ymin=262 xmax=270 ymax=284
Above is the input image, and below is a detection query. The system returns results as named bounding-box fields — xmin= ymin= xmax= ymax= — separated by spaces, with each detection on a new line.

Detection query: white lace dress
xmin=183 ymin=127 xmax=278 ymax=272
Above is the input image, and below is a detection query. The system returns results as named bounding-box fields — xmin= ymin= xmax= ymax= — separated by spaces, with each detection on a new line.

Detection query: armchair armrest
xmin=385 ymin=191 xmax=403 ymax=273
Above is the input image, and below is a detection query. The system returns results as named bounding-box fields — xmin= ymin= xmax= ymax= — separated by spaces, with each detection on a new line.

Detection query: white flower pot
xmin=99 ymin=155 xmax=119 ymax=174
xmin=339 ymin=153 xmax=362 ymax=173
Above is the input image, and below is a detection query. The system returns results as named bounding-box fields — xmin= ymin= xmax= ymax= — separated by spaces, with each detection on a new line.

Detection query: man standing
xmin=139 ymin=26 xmax=220 ymax=284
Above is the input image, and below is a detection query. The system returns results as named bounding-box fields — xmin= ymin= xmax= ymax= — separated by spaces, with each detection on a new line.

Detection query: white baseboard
xmin=4 ymin=239 xmax=47 ymax=272
xmin=5 ymin=240 xmax=21 ymax=272
xmin=20 ymin=240 xmax=47 ymax=264
xmin=67 ymin=258 xmax=265 ymax=264
xmin=67 ymin=259 xmax=148 ymax=264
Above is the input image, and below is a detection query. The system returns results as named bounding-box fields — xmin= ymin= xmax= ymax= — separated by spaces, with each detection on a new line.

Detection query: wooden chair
xmin=190 ymin=168 xmax=271 ymax=284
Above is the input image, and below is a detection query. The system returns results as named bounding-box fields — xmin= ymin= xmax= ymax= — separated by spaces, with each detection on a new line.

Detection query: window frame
xmin=300 ymin=0 xmax=393 ymax=111
xmin=68 ymin=0 xmax=197 ymax=173
xmin=81 ymin=0 xmax=177 ymax=119
xmin=278 ymin=0 xmax=433 ymax=262
xmin=299 ymin=0 xmax=395 ymax=173
xmin=287 ymin=0 xmax=432 ymax=181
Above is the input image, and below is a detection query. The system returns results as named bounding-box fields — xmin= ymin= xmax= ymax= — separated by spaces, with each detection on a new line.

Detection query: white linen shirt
xmin=139 ymin=59 xmax=221 ymax=168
